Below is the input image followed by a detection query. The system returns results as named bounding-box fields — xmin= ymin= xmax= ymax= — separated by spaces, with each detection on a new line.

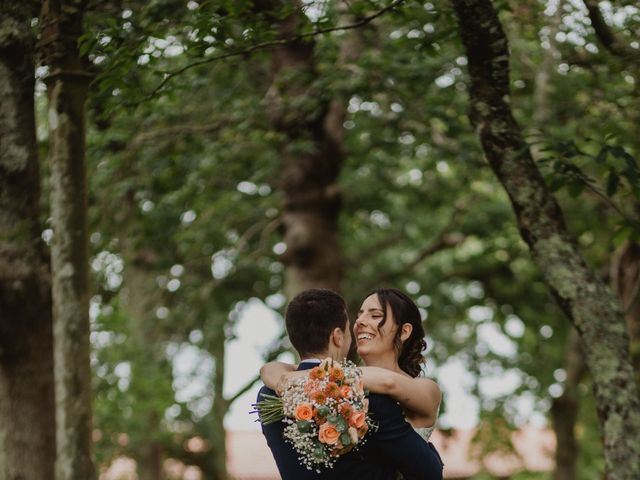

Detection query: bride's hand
xmin=260 ymin=361 xmax=297 ymax=391
xmin=276 ymin=371 xmax=307 ymax=396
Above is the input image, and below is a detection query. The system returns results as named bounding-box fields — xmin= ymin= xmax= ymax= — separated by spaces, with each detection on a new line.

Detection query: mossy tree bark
xmin=449 ymin=1 xmax=640 ymax=478
xmin=39 ymin=0 xmax=95 ymax=478
xmin=0 ymin=2 xmax=56 ymax=479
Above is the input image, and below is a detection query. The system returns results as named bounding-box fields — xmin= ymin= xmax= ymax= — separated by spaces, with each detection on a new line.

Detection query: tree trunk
xmin=39 ymin=1 xmax=95 ymax=478
xmin=529 ymin=7 xmax=585 ymax=478
xmin=266 ymin=2 xmax=346 ymax=297
xmin=449 ymin=1 xmax=640 ymax=478
xmin=611 ymin=240 xmax=640 ymax=379
xmin=210 ymin=328 xmax=228 ymax=480
xmin=551 ymin=329 xmax=587 ymax=480
xmin=0 ymin=3 xmax=57 ymax=479
xmin=120 ymin=249 xmax=166 ymax=480
xmin=136 ymin=442 xmax=163 ymax=480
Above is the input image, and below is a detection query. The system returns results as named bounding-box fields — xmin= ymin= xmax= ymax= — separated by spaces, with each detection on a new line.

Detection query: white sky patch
xmin=302 ymin=0 xmax=328 ymax=22
xmin=468 ymin=305 xmax=493 ymax=322
xmin=505 ymin=314 xmax=525 ymax=338
xmin=477 ymin=322 xmax=517 ymax=357
xmin=478 ymin=368 xmax=522 ymax=398
xmin=211 ymin=250 xmax=234 ymax=279
xmin=224 ymin=300 xmax=283 ymax=429
xmin=91 ymin=251 xmax=124 ymax=290
xmin=436 ymin=360 xmax=479 ymax=429
xmin=435 ymin=74 xmax=455 ymax=88
xmin=172 ymin=343 xmax=215 ymax=404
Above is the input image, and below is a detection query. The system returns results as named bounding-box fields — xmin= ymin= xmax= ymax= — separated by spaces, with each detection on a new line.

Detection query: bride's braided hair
xmin=368 ymin=288 xmax=427 ymax=378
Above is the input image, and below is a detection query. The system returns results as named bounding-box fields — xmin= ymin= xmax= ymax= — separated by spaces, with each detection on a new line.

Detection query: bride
xmin=260 ymin=287 xmax=441 ymax=441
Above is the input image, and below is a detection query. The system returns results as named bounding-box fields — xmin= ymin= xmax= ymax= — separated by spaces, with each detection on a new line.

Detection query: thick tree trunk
xmin=449 ymin=1 xmax=640 ymax=478
xmin=0 ymin=3 xmax=57 ymax=479
xmin=136 ymin=442 xmax=163 ymax=480
xmin=611 ymin=240 xmax=640 ymax=379
xmin=551 ymin=329 xmax=587 ymax=480
xmin=210 ymin=329 xmax=228 ymax=480
xmin=266 ymin=2 xmax=345 ymax=297
xmin=39 ymin=1 xmax=95 ymax=478
xmin=120 ymin=250 xmax=166 ymax=480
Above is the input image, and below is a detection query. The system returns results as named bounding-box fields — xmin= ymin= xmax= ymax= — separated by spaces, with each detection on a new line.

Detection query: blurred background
xmin=2 ymin=0 xmax=639 ymax=479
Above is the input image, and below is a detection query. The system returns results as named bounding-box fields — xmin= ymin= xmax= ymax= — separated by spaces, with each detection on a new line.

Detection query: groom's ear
xmin=331 ymin=327 xmax=345 ymax=348
xmin=400 ymin=323 xmax=413 ymax=343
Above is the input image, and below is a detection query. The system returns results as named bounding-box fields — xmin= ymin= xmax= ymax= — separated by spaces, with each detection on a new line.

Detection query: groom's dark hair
xmin=285 ymin=288 xmax=349 ymax=358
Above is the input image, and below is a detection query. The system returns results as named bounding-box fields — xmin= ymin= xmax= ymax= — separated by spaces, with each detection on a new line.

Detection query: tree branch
xmin=583 ymin=0 xmax=640 ymax=64
xmin=129 ymin=121 xmax=230 ymax=148
xmin=361 ymin=230 xmax=465 ymax=292
xmin=139 ymin=0 xmax=406 ymax=103
xmin=224 ymin=374 xmax=261 ymax=406
xmin=224 ymin=332 xmax=289 ymax=406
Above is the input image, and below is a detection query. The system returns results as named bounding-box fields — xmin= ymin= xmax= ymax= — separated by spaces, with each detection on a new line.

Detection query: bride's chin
xmin=357 ymin=345 xmax=372 ymax=358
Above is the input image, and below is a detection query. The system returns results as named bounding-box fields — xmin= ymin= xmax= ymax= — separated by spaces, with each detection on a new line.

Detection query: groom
xmin=257 ymin=288 xmax=444 ymax=480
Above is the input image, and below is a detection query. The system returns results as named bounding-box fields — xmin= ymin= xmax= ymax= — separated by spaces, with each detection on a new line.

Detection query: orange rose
xmin=329 ymin=366 xmax=344 ymax=382
xmin=294 ymin=403 xmax=314 ymax=421
xmin=310 ymin=390 xmax=327 ymax=405
xmin=349 ymin=411 xmax=366 ymax=428
xmin=340 ymin=385 xmax=352 ymax=398
xmin=318 ymin=423 xmax=340 ymax=445
xmin=358 ymin=422 xmax=369 ymax=437
xmin=324 ymin=381 xmax=340 ymax=398
xmin=338 ymin=402 xmax=353 ymax=418
xmin=309 ymin=366 xmax=325 ymax=380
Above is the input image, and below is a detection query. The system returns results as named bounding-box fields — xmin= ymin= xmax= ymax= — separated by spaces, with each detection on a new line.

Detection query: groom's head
xmin=285 ymin=289 xmax=351 ymax=361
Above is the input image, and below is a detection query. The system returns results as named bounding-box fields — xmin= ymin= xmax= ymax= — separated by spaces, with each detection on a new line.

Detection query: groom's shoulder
xmin=367 ymin=392 xmax=402 ymax=413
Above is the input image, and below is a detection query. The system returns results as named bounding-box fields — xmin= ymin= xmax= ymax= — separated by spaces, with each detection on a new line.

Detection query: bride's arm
xmin=360 ymin=367 xmax=441 ymax=427
xmin=259 ymin=361 xmax=298 ymax=392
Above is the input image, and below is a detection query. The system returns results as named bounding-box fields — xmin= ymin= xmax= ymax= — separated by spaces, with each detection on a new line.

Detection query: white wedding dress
xmin=414 ymin=424 xmax=436 ymax=442
xmin=410 ymin=401 xmax=440 ymax=442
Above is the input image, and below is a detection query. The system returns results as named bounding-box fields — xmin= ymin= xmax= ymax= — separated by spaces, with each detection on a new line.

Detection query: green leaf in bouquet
xmin=297 ymin=420 xmax=311 ymax=433
xmin=316 ymin=405 xmax=330 ymax=417
xmin=336 ymin=418 xmax=348 ymax=433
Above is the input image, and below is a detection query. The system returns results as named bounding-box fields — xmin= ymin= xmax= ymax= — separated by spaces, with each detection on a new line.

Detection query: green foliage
xmin=53 ymin=0 xmax=640 ymax=476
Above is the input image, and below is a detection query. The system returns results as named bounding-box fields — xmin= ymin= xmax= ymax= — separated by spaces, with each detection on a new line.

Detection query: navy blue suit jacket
xmin=257 ymin=361 xmax=443 ymax=480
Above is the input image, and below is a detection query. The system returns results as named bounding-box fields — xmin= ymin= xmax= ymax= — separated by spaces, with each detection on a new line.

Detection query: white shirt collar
xmin=299 ymin=358 xmax=322 ymax=365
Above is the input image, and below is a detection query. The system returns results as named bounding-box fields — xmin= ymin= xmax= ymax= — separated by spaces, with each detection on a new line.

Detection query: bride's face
xmin=354 ymin=294 xmax=398 ymax=358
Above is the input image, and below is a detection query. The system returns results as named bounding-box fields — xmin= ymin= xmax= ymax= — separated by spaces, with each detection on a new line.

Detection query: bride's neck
xmin=361 ymin=352 xmax=403 ymax=373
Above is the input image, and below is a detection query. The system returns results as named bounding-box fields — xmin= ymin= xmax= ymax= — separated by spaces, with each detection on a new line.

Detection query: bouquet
xmin=253 ymin=358 xmax=376 ymax=471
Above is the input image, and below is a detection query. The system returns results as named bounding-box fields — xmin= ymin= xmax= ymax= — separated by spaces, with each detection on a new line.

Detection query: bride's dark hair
xmin=368 ymin=287 xmax=427 ymax=377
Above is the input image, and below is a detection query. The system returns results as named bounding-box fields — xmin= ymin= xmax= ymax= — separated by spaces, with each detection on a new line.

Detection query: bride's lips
xmin=355 ymin=331 xmax=376 ymax=344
